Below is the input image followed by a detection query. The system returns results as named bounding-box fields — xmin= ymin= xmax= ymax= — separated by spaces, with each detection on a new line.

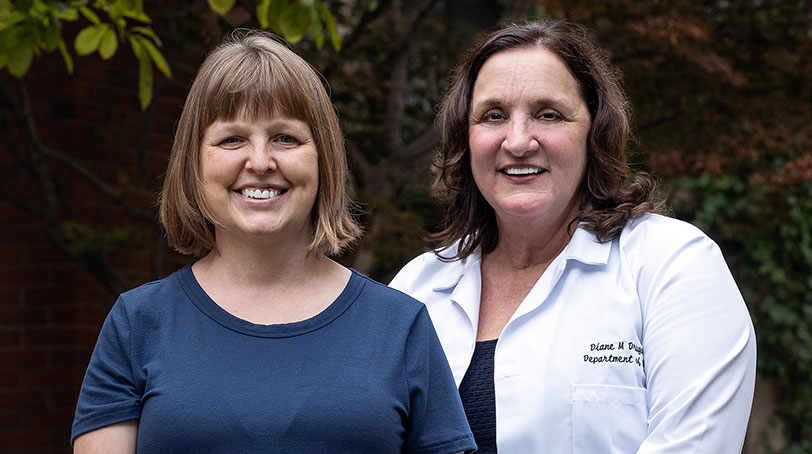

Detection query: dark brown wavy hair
xmin=431 ymin=19 xmax=663 ymax=260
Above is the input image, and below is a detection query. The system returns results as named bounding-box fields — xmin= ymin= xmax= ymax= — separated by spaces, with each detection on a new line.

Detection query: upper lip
xmin=499 ymin=164 xmax=546 ymax=172
xmin=233 ymin=183 xmax=287 ymax=191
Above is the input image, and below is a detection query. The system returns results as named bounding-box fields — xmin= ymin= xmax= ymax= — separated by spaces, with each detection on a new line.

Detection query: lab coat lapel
xmin=511 ymin=227 xmax=612 ymax=321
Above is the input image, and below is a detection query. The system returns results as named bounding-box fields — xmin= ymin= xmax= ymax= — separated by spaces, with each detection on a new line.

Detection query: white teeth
xmin=241 ymin=188 xmax=281 ymax=199
xmin=504 ymin=167 xmax=542 ymax=175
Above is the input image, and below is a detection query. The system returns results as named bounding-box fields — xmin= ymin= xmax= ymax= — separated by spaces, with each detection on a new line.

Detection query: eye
xmin=479 ymin=109 xmax=506 ymax=123
xmin=537 ymin=109 xmax=563 ymax=121
xmin=218 ymin=136 xmax=244 ymax=147
xmin=275 ymin=134 xmax=300 ymax=146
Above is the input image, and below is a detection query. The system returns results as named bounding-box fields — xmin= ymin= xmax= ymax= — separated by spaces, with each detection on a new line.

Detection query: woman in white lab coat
xmin=391 ymin=19 xmax=756 ymax=454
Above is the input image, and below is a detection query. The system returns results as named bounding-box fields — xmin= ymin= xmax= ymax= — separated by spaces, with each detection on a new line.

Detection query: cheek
xmin=468 ymin=127 xmax=502 ymax=155
xmin=200 ymin=149 xmax=235 ymax=180
xmin=544 ymin=129 xmax=587 ymax=167
xmin=468 ymin=128 xmax=501 ymax=177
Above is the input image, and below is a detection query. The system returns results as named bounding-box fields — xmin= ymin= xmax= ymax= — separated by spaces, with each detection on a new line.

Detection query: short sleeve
xmin=403 ymin=307 xmax=476 ymax=454
xmin=71 ymin=297 xmax=142 ymax=445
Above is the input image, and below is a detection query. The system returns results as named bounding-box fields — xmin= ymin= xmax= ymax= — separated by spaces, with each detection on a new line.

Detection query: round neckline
xmin=178 ymin=263 xmax=365 ymax=338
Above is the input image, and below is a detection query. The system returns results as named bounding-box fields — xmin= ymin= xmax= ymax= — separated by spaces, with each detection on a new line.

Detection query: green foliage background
xmin=1 ymin=0 xmax=810 ymax=451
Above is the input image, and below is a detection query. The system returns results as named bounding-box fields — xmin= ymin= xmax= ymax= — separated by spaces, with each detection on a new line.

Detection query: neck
xmin=489 ymin=206 xmax=578 ymax=270
xmin=195 ymin=227 xmax=325 ymax=290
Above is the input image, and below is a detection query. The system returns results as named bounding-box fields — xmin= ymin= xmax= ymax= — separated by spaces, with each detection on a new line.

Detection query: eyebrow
xmin=206 ymin=119 xmax=312 ymax=141
xmin=471 ymin=96 xmax=575 ymax=113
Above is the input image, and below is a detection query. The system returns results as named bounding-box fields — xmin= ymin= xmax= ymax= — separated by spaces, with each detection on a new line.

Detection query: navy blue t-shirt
xmin=71 ymin=265 xmax=475 ymax=453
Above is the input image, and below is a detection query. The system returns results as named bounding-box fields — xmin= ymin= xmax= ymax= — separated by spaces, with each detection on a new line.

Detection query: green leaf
xmin=17 ymin=0 xmax=33 ymax=13
xmin=207 ymin=0 xmax=235 ymax=16
xmin=98 ymin=26 xmax=117 ymax=59
xmin=128 ymin=35 xmax=142 ymax=59
xmin=8 ymin=43 xmax=34 ymax=76
xmin=0 ymin=0 xmax=11 ymax=28
xmin=107 ymin=1 xmax=124 ymax=21
xmin=316 ymin=1 xmax=340 ymax=51
xmin=121 ymin=6 xmax=150 ymax=23
xmin=79 ymin=6 xmax=100 ymax=25
xmin=43 ymin=20 xmax=62 ymax=51
xmin=120 ymin=0 xmax=141 ymax=10
xmin=309 ymin=6 xmax=323 ymax=50
xmin=74 ymin=24 xmax=105 ymax=55
xmin=299 ymin=0 xmax=314 ymax=6
xmin=56 ymin=7 xmax=79 ymax=21
xmin=0 ymin=53 xmax=7 ymax=70
xmin=265 ymin=0 xmax=283 ymax=32
xmin=137 ymin=49 xmax=152 ymax=109
xmin=130 ymin=26 xmax=159 ymax=43
xmin=279 ymin=2 xmax=310 ymax=43
xmin=52 ymin=0 xmax=80 ymax=17
xmin=256 ymin=0 xmax=271 ymax=29
xmin=58 ymin=39 xmax=74 ymax=73
xmin=137 ymin=36 xmax=171 ymax=78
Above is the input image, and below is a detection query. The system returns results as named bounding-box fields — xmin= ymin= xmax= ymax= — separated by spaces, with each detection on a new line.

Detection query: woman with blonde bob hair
xmin=160 ymin=30 xmax=358 ymax=258
xmin=71 ymin=31 xmax=475 ymax=454
xmin=392 ymin=19 xmax=755 ymax=453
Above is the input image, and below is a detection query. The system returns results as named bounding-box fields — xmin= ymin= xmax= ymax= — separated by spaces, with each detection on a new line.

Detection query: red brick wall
xmin=1 ymin=44 xmax=195 ymax=453
xmin=0 ymin=218 xmax=111 ymax=452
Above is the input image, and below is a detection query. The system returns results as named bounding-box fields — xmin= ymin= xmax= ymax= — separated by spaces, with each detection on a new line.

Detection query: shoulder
xmin=622 ymin=213 xmax=710 ymax=242
xmin=615 ymin=214 xmax=743 ymax=310
xmin=352 ymin=270 xmax=428 ymax=315
xmin=389 ymin=244 xmax=471 ymax=296
xmin=114 ymin=265 xmax=190 ymax=318
xmin=618 ymin=213 xmax=719 ymax=258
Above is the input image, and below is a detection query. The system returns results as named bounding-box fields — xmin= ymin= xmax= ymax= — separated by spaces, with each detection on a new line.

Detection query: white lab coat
xmin=390 ymin=214 xmax=756 ymax=454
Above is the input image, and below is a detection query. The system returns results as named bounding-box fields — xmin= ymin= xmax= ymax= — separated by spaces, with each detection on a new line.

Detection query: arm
xmin=74 ymin=420 xmax=137 ymax=454
xmin=72 ymin=298 xmax=143 ymax=445
xmin=630 ymin=224 xmax=756 ymax=453
xmin=403 ymin=307 xmax=477 ymax=454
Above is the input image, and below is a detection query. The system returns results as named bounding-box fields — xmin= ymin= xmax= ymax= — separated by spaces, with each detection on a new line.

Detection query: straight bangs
xmin=200 ymin=51 xmax=313 ymax=129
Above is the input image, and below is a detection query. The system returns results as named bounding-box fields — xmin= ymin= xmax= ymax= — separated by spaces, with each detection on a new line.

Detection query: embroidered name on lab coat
xmin=583 ymin=341 xmax=645 ymax=368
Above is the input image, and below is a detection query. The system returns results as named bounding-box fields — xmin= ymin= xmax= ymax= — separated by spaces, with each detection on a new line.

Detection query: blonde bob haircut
xmin=159 ymin=30 xmax=361 ymax=257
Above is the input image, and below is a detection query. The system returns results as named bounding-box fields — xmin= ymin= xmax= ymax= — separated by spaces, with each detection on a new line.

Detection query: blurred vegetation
xmin=1 ymin=0 xmax=810 ymax=450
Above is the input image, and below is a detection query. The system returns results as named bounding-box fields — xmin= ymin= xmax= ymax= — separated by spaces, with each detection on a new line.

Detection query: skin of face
xmin=468 ymin=46 xmax=591 ymax=231
xmin=199 ymin=112 xmax=319 ymax=245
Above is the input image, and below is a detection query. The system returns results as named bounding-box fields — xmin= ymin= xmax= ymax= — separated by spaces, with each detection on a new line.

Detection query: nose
xmin=502 ymin=120 xmax=539 ymax=157
xmin=244 ymin=141 xmax=277 ymax=174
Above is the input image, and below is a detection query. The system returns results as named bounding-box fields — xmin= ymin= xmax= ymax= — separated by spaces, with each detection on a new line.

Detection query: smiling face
xmin=468 ymin=46 xmax=591 ymax=230
xmin=199 ymin=112 xmax=319 ymax=245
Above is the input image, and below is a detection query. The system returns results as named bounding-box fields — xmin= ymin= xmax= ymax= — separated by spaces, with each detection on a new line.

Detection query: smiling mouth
xmin=502 ymin=167 xmax=544 ymax=176
xmin=241 ymin=188 xmax=284 ymax=200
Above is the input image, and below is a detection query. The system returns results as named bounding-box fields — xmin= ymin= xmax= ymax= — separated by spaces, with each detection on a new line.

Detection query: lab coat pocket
xmin=572 ymin=384 xmax=648 ymax=454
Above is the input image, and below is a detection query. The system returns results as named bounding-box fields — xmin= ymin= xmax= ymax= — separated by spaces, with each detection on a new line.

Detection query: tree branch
xmin=4 ymin=78 xmax=154 ymax=222
xmin=42 ymin=147 xmax=154 ymax=221
xmin=10 ymin=77 xmax=126 ymax=295
xmin=15 ymin=78 xmax=62 ymax=228
xmin=384 ymin=0 xmax=440 ymax=152
xmin=391 ymin=125 xmax=438 ymax=163
xmin=392 ymin=0 xmax=441 ymax=55
xmin=339 ymin=0 xmax=393 ymax=54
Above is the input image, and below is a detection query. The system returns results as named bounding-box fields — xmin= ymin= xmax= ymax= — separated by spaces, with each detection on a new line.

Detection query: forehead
xmin=205 ymin=109 xmax=313 ymax=135
xmin=472 ymin=46 xmax=583 ymax=106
